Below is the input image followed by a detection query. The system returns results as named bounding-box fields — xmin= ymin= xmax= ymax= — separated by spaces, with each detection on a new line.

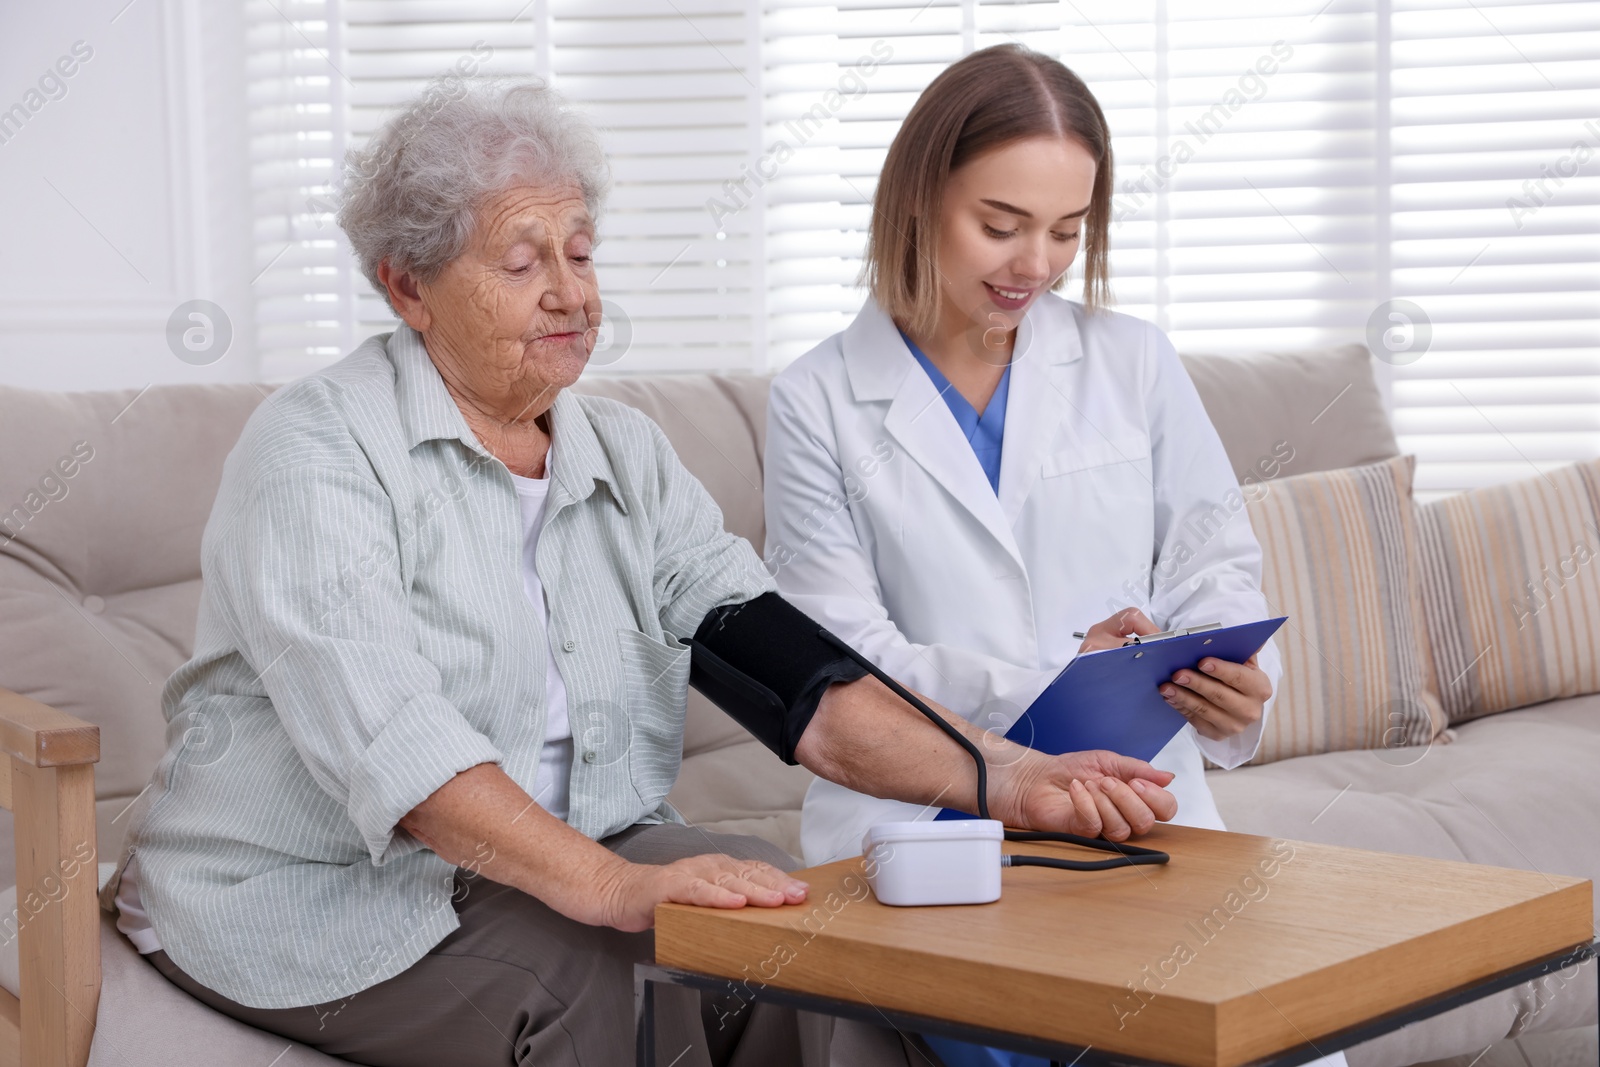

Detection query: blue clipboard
xmin=936 ymin=616 xmax=1286 ymax=822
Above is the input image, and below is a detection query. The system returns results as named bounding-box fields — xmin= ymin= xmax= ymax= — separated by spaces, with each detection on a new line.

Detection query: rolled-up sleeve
xmin=206 ymin=461 xmax=504 ymax=865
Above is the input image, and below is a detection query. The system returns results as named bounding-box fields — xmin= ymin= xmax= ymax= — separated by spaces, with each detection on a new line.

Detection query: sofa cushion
xmin=1416 ymin=459 xmax=1600 ymax=725
xmin=0 ymin=384 xmax=272 ymax=889
xmin=1244 ymin=455 xmax=1447 ymax=764
xmin=570 ymin=373 xmax=769 ymax=552
xmin=80 ymin=906 xmax=342 ymax=1066
xmin=1178 ymin=344 xmax=1399 ymax=483
xmin=81 ymin=907 xmax=347 ymax=1066
xmin=0 ymin=862 xmax=341 ymax=1065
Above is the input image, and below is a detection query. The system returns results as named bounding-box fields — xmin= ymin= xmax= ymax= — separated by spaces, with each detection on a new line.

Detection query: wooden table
xmin=643 ymin=824 xmax=1595 ymax=1067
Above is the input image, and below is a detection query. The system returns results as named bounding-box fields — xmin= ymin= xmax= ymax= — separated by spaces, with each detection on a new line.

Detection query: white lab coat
xmin=765 ymin=293 xmax=1282 ymax=866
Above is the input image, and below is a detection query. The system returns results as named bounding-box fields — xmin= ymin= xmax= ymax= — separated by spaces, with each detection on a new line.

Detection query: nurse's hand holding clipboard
xmin=1077 ymin=608 xmax=1272 ymax=742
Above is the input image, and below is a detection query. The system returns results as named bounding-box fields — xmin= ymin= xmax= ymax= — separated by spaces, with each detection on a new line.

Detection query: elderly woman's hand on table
xmin=399 ymin=763 xmax=808 ymax=933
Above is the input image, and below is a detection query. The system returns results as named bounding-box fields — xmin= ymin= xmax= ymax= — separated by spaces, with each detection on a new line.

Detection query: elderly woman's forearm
xmin=795 ymin=675 xmax=998 ymax=814
xmin=398 ymin=762 xmax=630 ymax=924
xmin=397 ymin=762 xmax=807 ymax=932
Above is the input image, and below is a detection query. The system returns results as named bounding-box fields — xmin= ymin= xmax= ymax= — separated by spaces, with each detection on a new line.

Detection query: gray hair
xmin=338 ymin=77 xmax=610 ymax=310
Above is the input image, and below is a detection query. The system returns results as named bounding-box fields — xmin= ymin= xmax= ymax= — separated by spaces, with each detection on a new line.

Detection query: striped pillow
xmin=1415 ymin=460 xmax=1600 ymax=724
xmin=1244 ymin=455 xmax=1447 ymax=764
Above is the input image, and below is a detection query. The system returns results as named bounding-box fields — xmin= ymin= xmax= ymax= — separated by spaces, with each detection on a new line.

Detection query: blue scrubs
xmin=902 ymin=332 xmax=1044 ymax=1067
xmin=901 ymin=332 xmax=1011 ymax=493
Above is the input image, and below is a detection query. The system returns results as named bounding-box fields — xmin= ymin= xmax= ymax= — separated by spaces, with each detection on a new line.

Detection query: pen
xmin=1072 ymin=622 xmax=1222 ymax=644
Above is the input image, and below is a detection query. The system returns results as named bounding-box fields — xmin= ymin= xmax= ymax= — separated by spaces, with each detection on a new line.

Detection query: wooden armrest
xmin=0 ymin=690 xmax=98 ymax=768
xmin=0 ymin=690 xmax=101 ymax=1067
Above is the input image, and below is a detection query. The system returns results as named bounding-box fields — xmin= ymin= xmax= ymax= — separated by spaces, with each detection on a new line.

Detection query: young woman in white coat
xmin=764 ymin=45 xmax=1339 ymax=1067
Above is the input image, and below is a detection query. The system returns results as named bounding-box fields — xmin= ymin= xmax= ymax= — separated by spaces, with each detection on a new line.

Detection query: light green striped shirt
xmin=118 ymin=324 xmax=773 ymax=1009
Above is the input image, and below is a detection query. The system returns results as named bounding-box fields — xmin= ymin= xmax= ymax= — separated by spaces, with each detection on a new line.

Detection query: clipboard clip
xmin=1124 ymin=621 xmax=1223 ymax=646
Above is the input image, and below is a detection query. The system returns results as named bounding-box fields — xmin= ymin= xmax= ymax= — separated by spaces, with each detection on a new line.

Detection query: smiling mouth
xmin=986 ymin=283 xmax=1033 ymax=302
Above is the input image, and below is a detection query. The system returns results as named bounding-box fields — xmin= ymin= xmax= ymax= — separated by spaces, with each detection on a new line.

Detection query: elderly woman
xmin=104 ymin=80 xmax=1176 ymax=1066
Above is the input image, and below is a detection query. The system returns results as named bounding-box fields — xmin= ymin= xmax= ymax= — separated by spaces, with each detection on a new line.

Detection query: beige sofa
xmin=0 ymin=345 xmax=1593 ymax=1066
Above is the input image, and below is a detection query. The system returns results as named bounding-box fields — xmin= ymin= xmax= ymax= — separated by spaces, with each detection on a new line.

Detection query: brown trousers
xmin=147 ymin=823 xmax=913 ymax=1067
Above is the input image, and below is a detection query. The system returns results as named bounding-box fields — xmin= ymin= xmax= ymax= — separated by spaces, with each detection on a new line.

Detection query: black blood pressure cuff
xmin=686 ymin=592 xmax=869 ymax=765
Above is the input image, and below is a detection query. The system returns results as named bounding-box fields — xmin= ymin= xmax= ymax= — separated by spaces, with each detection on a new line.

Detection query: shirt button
xmin=582 ymin=750 xmax=597 ymax=764
xmin=562 ymin=639 xmax=576 ymax=653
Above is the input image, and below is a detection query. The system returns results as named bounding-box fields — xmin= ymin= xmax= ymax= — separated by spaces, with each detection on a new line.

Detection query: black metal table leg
xmin=634 ymin=968 xmax=656 ymax=1067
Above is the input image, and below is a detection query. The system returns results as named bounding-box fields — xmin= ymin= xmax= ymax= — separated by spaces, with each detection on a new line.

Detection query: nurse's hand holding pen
xmin=1077 ymin=607 xmax=1272 ymax=741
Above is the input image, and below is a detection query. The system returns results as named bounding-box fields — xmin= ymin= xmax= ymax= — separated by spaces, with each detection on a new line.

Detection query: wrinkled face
xmin=415 ymin=183 xmax=601 ymax=420
xmin=932 ymin=135 xmax=1097 ymax=344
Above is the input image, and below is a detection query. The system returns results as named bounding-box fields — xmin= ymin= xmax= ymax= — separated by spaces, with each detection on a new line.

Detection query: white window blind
xmin=247 ymin=0 xmax=544 ymax=380
xmin=248 ymin=0 xmax=1599 ymax=496
xmin=761 ymin=1 xmax=969 ymax=364
xmin=1386 ymin=1 xmax=1600 ymax=496
xmin=248 ymin=0 xmax=763 ymax=380
xmin=551 ymin=0 xmax=764 ymax=372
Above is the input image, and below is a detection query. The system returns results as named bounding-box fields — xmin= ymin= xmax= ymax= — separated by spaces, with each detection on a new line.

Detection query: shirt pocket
xmin=616 ymin=628 xmax=692 ymax=811
xmin=1040 ymin=432 xmax=1152 ymax=478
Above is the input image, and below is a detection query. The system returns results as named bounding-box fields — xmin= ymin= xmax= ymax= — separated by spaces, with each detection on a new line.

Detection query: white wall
xmin=0 ymin=0 xmax=256 ymax=391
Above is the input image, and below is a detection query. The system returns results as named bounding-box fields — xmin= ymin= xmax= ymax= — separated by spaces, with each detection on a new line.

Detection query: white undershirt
xmin=510 ymin=460 xmax=575 ymax=823
xmin=114 ymin=848 xmax=160 ymax=954
xmin=117 ymin=452 xmax=575 ymax=955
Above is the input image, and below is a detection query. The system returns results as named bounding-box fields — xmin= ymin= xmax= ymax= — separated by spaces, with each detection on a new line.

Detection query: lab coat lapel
xmin=998 ymin=298 xmax=1085 ymax=526
xmin=842 ymin=301 xmax=1025 ymax=571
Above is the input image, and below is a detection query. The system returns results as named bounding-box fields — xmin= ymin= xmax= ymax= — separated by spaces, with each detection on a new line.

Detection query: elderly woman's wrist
xmin=533 ymin=848 xmax=635 ymax=928
xmin=982 ymin=743 xmax=1045 ymax=826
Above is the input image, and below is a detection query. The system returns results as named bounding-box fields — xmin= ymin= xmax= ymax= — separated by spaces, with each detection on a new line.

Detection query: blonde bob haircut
xmin=862 ymin=44 xmax=1114 ymax=337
